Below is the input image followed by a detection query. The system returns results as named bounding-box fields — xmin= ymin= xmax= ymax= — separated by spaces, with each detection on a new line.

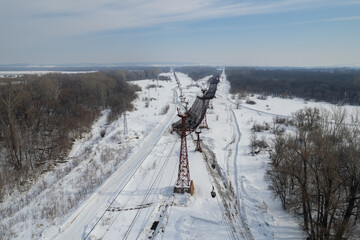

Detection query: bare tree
xmin=267 ymin=107 xmax=360 ymax=239
xmin=249 ymin=131 xmax=257 ymax=156
xmin=0 ymin=81 xmax=28 ymax=170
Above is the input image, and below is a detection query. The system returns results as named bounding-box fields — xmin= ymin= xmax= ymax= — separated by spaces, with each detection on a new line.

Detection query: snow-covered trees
xmin=0 ymin=71 xmax=140 ymax=200
xmin=267 ymin=107 xmax=360 ymax=239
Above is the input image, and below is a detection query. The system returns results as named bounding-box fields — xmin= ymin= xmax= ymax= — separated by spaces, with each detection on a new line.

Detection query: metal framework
xmin=199 ymin=88 xmax=209 ymax=129
xmin=195 ymin=128 xmax=202 ymax=152
xmin=122 ymin=98 xmax=128 ymax=136
xmin=172 ymin=75 xmax=219 ymax=132
xmin=175 ymin=108 xmax=191 ymax=193
xmin=123 ymin=112 xmax=128 ymax=135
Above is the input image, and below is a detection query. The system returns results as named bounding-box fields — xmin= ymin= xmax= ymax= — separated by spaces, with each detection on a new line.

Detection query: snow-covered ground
xmin=0 ymin=73 xmax=178 ymax=239
xmin=235 ymin=92 xmax=359 ymax=122
xmin=3 ymin=69 xmax=359 ymax=239
xmin=188 ymin=71 xmax=305 ymax=240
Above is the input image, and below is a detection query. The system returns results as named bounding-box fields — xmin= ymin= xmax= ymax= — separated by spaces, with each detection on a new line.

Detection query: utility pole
xmin=122 ymin=98 xmax=128 ymax=136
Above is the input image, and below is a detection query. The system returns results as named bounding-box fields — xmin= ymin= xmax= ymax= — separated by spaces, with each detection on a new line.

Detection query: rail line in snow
xmin=57 ymin=90 xmax=179 ymax=240
xmin=85 ymin=139 xmax=177 ymax=239
xmin=122 ymin=140 xmax=178 ymax=240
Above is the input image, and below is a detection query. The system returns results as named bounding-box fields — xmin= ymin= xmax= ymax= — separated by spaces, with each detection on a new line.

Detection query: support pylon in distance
xmin=195 ymin=128 xmax=202 ymax=152
xmin=200 ymin=114 xmax=209 ymax=129
xmin=122 ymin=98 xmax=128 ymax=136
xmin=174 ymin=106 xmax=194 ymax=195
xmin=123 ymin=112 xmax=128 ymax=136
xmin=209 ymin=100 xmax=214 ymax=110
xmin=179 ymin=88 xmax=185 ymax=103
xmin=200 ymin=88 xmax=209 ymax=129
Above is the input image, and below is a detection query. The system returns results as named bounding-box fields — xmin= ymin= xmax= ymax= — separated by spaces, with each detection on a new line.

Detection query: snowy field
xmin=237 ymin=93 xmax=359 ymax=121
xmin=2 ymin=69 xmax=359 ymax=239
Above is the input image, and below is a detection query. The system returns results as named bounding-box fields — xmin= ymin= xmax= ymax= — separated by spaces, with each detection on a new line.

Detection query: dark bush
xmin=251 ymin=122 xmax=270 ymax=132
xmin=246 ymin=99 xmax=256 ymax=105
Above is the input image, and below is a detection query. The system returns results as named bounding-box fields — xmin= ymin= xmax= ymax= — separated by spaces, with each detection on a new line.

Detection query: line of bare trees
xmin=0 ymin=71 xmax=141 ymax=199
xmin=226 ymin=68 xmax=360 ymax=105
xmin=266 ymin=107 xmax=360 ymax=239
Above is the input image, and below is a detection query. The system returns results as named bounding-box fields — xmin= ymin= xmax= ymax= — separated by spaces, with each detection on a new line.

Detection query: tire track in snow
xmin=217 ymin=70 xmax=254 ymax=239
xmin=200 ymin=116 xmax=254 ymax=240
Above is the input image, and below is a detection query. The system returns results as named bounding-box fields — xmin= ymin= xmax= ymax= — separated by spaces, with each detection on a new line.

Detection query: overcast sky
xmin=1 ymin=0 xmax=360 ymax=66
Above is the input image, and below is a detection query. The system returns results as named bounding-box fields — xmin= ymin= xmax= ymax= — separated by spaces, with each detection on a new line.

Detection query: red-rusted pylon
xmin=200 ymin=88 xmax=209 ymax=129
xmin=195 ymin=128 xmax=202 ymax=152
xmin=174 ymin=107 xmax=192 ymax=194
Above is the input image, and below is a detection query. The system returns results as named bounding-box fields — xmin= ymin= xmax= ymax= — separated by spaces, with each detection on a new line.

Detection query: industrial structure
xmin=195 ymin=128 xmax=202 ymax=152
xmin=172 ymin=75 xmax=219 ymax=132
xmin=173 ymin=107 xmax=193 ymax=194
xmin=172 ymin=74 xmax=220 ymax=194
xmin=199 ymin=88 xmax=209 ymax=129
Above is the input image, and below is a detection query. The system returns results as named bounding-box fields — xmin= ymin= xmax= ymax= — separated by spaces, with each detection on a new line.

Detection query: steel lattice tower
xmin=200 ymin=88 xmax=209 ymax=129
xmin=123 ymin=112 xmax=128 ymax=136
xmin=195 ymin=128 xmax=202 ymax=152
xmin=174 ymin=108 xmax=191 ymax=194
xmin=122 ymin=98 xmax=128 ymax=136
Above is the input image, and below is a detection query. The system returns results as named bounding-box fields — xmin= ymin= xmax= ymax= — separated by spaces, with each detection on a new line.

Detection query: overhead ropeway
xmin=172 ymin=75 xmax=220 ymax=132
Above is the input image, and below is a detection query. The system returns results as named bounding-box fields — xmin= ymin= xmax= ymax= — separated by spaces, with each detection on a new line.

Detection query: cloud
xmin=323 ymin=15 xmax=360 ymax=22
xmin=1 ymin=0 xmax=359 ymax=65
xmin=1 ymin=0 xmax=359 ymax=40
xmin=275 ymin=15 xmax=360 ymax=28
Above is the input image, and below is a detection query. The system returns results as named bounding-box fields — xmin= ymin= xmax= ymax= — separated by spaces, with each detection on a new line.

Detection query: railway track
xmin=82 ymin=138 xmax=177 ymax=239
xmin=57 ymin=90 xmax=179 ymax=240
xmin=58 ymin=70 xmax=251 ymax=240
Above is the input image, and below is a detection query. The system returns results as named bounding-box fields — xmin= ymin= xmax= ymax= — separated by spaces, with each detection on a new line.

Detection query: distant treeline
xmin=106 ymin=68 xmax=167 ymax=81
xmin=0 ymin=70 xmax=148 ymax=192
xmin=0 ymin=65 xmax=170 ymax=73
xmin=226 ymin=67 xmax=360 ymax=105
xmin=175 ymin=66 xmax=221 ymax=81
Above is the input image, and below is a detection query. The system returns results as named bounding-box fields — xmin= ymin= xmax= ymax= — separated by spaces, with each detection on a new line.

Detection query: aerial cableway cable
xmin=135 ymin=140 xmax=180 ymax=239
xmin=172 ymin=75 xmax=220 ymax=132
xmin=83 ymin=129 xmax=174 ymax=239
xmin=122 ymin=139 xmax=179 ymax=240
xmin=97 ymin=140 xmax=175 ymax=240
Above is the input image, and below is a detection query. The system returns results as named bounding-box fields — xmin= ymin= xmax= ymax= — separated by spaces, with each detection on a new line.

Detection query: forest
xmin=0 ymin=70 xmax=163 ymax=200
xmin=226 ymin=67 xmax=360 ymax=105
xmin=0 ymin=65 xmax=170 ymax=73
xmin=175 ymin=66 xmax=221 ymax=81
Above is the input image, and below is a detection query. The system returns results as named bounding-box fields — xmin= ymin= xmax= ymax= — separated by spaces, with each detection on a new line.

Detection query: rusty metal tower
xmin=174 ymin=107 xmax=194 ymax=195
xmin=200 ymin=88 xmax=209 ymax=129
xmin=195 ymin=128 xmax=202 ymax=152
